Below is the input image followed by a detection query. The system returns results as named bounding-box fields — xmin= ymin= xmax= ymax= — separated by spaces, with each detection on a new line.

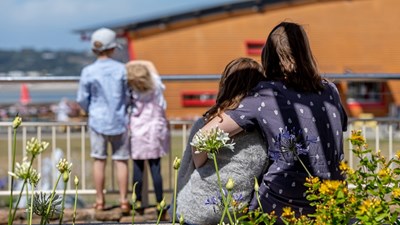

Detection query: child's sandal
xmin=120 ymin=201 xmax=131 ymax=214
xmin=93 ymin=202 xmax=105 ymax=211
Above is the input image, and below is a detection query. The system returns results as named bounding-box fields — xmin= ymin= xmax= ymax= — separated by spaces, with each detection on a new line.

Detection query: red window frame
xmin=181 ymin=91 xmax=217 ymax=107
xmin=346 ymin=82 xmax=386 ymax=109
xmin=245 ymin=40 xmax=264 ymax=55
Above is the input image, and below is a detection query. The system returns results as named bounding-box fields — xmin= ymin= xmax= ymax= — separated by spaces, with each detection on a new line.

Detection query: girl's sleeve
xmin=225 ymin=95 xmax=259 ymax=131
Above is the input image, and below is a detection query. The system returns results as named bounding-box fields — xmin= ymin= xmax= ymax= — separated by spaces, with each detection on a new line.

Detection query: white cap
xmin=91 ymin=28 xmax=118 ymax=51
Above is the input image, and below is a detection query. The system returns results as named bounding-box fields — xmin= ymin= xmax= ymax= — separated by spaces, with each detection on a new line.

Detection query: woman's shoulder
xmin=245 ymin=81 xmax=284 ymax=99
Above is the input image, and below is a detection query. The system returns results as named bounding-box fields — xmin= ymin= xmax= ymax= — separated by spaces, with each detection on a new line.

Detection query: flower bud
xmin=132 ymin=192 xmax=137 ymax=203
xmin=173 ymin=157 xmax=181 ymax=170
xmin=74 ymin=176 xmax=79 ymax=186
xmin=254 ymin=177 xmax=259 ymax=192
xmin=179 ymin=214 xmax=184 ymax=225
xmin=157 ymin=198 xmax=166 ymax=211
xmin=12 ymin=115 xmax=22 ymax=129
xmin=226 ymin=177 xmax=235 ymax=191
xmin=63 ymin=171 xmax=70 ymax=183
xmin=132 ymin=182 xmax=138 ymax=202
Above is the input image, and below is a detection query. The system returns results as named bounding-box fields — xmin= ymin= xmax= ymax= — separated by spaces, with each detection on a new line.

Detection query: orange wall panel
xmin=127 ymin=0 xmax=400 ymax=119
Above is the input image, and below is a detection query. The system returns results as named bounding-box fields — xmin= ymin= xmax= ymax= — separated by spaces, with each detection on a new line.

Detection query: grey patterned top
xmin=173 ymin=118 xmax=269 ymax=225
xmin=226 ymin=80 xmax=348 ymax=217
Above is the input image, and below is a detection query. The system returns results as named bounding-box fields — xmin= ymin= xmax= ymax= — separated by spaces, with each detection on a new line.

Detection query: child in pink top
xmin=126 ymin=60 xmax=170 ymax=209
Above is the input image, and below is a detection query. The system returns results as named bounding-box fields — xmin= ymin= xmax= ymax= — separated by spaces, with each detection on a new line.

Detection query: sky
xmin=0 ymin=0 xmax=238 ymax=51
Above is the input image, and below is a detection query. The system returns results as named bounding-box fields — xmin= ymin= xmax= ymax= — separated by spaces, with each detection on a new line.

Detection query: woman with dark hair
xmin=193 ymin=22 xmax=348 ymax=221
xmin=174 ymin=57 xmax=269 ymax=225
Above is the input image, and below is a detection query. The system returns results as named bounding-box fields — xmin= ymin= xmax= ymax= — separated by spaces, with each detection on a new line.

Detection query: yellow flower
xmin=349 ymin=130 xmax=366 ymax=145
xmin=339 ymin=161 xmax=350 ymax=172
xmin=377 ymin=168 xmax=390 ymax=178
xmin=358 ymin=200 xmax=371 ymax=215
xmin=359 ymin=198 xmax=381 ymax=215
xmin=349 ymin=195 xmax=357 ymax=204
xmin=281 ymin=207 xmax=294 ymax=217
xmin=393 ymin=188 xmax=400 ymax=198
xmin=319 ymin=180 xmax=342 ymax=195
xmin=306 ymin=176 xmax=320 ymax=185
xmin=396 ymin=151 xmax=400 ymax=159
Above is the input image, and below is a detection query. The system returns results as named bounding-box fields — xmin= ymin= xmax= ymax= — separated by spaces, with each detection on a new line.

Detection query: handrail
xmin=1 ymin=73 xmax=400 ymax=83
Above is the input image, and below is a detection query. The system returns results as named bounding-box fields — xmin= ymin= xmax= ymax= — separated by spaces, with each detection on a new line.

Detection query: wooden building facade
xmin=78 ymin=0 xmax=400 ymax=119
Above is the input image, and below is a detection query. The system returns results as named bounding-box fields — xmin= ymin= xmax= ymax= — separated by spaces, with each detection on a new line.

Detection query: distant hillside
xmin=0 ymin=48 xmax=130 ymax=76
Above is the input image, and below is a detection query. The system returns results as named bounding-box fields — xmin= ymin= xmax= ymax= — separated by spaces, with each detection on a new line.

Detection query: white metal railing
xmin=0 ymin=120 xmax=194 ymax=207
xmin=1 ymin=118 xmax=400 ymax=202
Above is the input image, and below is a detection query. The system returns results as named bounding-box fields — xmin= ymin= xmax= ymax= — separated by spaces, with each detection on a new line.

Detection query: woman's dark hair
xmin=262 ymin=22 xmax=323 ymax=92
xmin=204 ymin=57 xmax=266 ymax=121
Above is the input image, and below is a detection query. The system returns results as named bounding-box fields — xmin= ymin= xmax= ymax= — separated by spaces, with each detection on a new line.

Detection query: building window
xmin=181 ymin=91 xmax=216 ymax=107
xmin=347 ymin=82 xmax=384 ymax=104
xmin=245 ymin=40 xmax=264 ymax=55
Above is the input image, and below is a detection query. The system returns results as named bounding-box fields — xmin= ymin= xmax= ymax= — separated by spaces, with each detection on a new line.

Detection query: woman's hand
xmin=191 ymin=113 xmax=243 ymax=168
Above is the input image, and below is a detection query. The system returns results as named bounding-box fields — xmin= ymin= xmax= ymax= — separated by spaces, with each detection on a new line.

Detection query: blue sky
xmin=0 ymin=0 xmax=238 ymax=51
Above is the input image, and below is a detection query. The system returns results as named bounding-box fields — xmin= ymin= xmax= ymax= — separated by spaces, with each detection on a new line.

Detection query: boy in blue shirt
xmin=77 ymin=27 xmax=130 ymax=213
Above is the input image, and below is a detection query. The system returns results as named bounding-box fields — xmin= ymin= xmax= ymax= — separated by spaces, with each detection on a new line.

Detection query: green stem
xmin=219 ymin=206 xmax=228 ymax=225
xmin=43 ymin=173 xmax=62 ymax=224
xmin=59 ymin=181 xmax=68 ymax=225
xmin=295 ymin=153 xmax=312 ymax=177
xmin=156 ymin=207 xmax=163 ymax=225
xmin=8 ymin=128 xmax=17 ymax=225
xmin=256 ymin=190 xmax=263 ymax=212
xmin=25 ymin=183 xmax=29 ymax=220
xmin=11 ymin=156 xmax=35 ymax=224
xmin=172 ymin=169 xmax=178 ymax=225
xmin=11 ymin=180 xmax=27 ymax=223
xmin=72 ymin=182 xmax=78 ymax=225
xmin=227 ymin=191 xmax=237 ymax=223
xmin=212 ymin=153 xmax=234 ymax=225
xmin=131 ymin=202 xmax=135 ymax=225
xmin=28 ymin=184 xmax=34 ymax=225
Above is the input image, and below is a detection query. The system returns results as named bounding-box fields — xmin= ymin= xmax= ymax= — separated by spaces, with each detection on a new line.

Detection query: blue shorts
xmin=89 ymin=128 xmax=130 ymax=160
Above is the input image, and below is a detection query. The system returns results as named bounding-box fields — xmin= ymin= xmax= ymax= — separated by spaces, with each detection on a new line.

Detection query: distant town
xmin=0 ymin=48 xmax=129 ymax=77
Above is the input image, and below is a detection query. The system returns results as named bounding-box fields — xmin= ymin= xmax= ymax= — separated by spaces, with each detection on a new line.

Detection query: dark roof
xmin=75 ymin=0 xmax=329 ymax=35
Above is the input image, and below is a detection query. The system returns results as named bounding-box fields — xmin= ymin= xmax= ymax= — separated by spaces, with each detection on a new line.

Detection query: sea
xmin=0 ymin=83 xmax=78 ymax=105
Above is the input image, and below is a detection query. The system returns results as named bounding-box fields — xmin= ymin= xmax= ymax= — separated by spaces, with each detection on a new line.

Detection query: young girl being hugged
xmin=126 ymin=60 xmax=170 ymax=210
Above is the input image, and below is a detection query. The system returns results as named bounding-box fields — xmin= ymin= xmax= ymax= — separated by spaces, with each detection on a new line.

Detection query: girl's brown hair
xmin=126 ymin=62 xmax=155 ymax=92
xmin=204 ymin=57 xmax=266 ymax=121
xmin=262 ymin=22 xmax=323 ymax=92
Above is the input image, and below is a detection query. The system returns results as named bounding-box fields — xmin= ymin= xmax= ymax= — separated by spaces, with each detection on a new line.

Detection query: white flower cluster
xmin=56 ymin=158 xmax=72 ymax=173
xmin=190 ymin=126 xmax=235 ymax=156
xmin=26 ymin=137 xmax=49 ymax=157
xmin=8 ymin=157 xmax=41 ymax=186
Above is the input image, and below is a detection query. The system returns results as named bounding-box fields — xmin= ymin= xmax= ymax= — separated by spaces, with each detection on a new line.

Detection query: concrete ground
xmin=0 ymin=205 xmax=172 ymax=224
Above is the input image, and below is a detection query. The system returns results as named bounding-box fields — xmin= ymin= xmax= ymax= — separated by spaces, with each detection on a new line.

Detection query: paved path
xmin=0 ymin=205 xmax=171 ymax=224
